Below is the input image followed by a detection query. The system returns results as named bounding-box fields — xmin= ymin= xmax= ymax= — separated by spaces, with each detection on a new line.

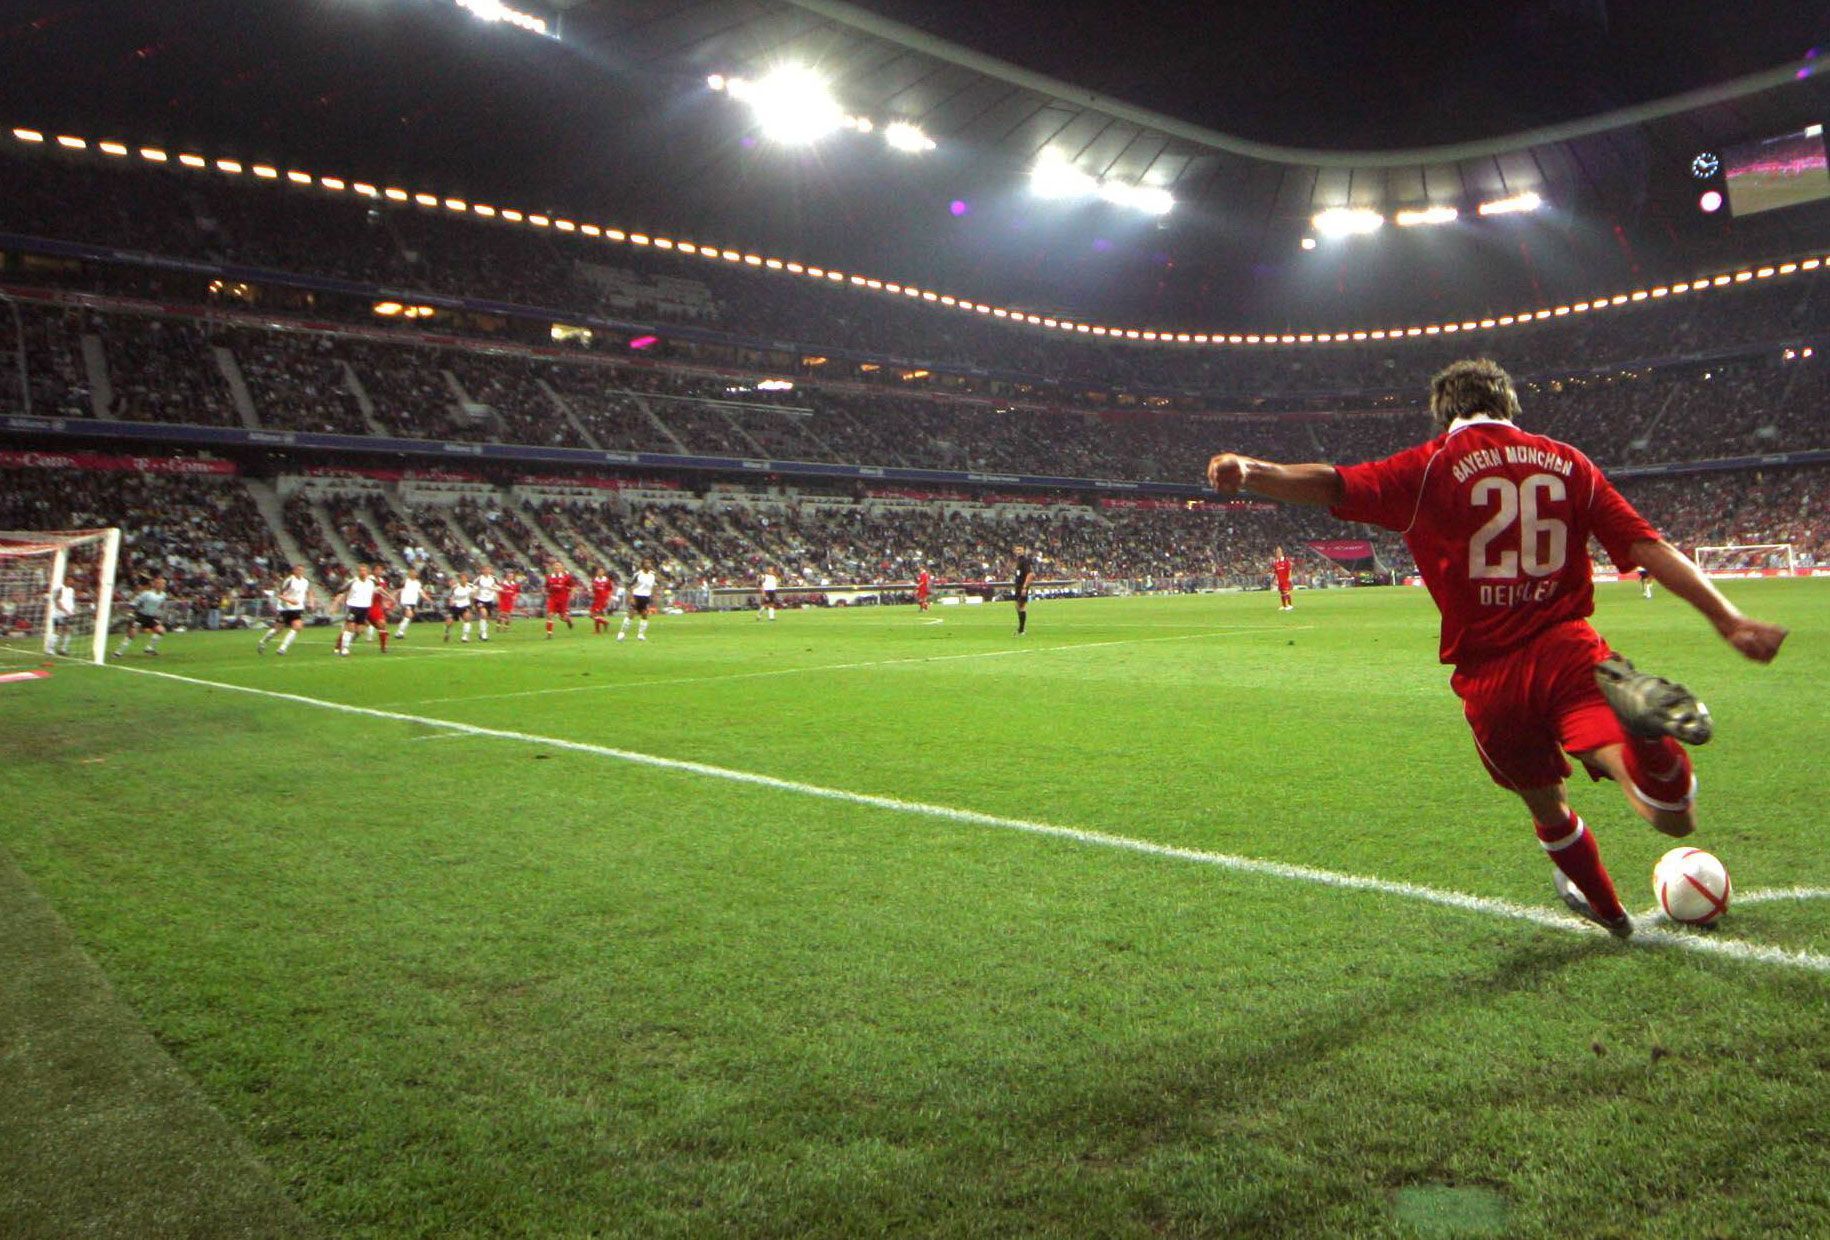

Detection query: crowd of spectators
xmin=1 ymin=465 xmax=279 ymax=603
xmin=5 ymin=147 xmax=1829 ymax=410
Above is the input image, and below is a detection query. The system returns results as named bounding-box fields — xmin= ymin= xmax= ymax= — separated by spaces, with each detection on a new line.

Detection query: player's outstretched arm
xmin=1631 ymin=538 xmax=1788 ymax=663
xmin=1206 ymin=454 xmax=1347 ymax=508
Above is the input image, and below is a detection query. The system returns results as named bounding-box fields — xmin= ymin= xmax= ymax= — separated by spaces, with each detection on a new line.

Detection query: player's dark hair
xmin=1429 ymin=358 xmax=1521 ymax=432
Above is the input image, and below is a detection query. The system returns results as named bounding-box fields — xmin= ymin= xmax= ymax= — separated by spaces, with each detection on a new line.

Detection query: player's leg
xmin=277 ymin=617 xmax=299 ymax=654
xmin=114 ymin=620 xmax=137 ymax=657
xmin=479 ymin=605 xmax=490 ymax=641
xmin=546 ymin=604 xmax=555 ymax=638
xmin=1573 ymin=743 xmax=1696 ymax=838
xmin=617 ymin=606 xmax=630 ymax=640
xmin=1015 ymin=593 xmax=1027 ymax=634
xmin=1513 ymin=782 xmax=1631 ymax=937
xmin=461 ymin=609 xmax=472 ymax=642
xmin=143 ymin=621 xmax=164 ymax=655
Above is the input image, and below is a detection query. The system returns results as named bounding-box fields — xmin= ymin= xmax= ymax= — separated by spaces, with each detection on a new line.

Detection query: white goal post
xmin=0 ymin=528 xmax=122 ymax=665
xmin=1694 ymin=543 xmax=1796 ymax=577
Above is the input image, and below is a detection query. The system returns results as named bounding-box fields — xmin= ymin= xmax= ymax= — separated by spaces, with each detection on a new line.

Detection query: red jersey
xmin=916 ymin=570 xmax=931 ymax=594
xmin=590 ymin=575 xmax=614 ymax=610
xmin=544 ymin=571 xmax=577 ymax=600
xmin=1331 ymin=418 xmax=1658 ymax=667
xmin=1272 ymin=558 xmax=1293 ymax=588
xmin=499 ymin=582 xmax=520 ymax=606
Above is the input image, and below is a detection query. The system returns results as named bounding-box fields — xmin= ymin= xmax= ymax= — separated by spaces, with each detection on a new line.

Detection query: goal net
xmin=1694 ymin=543 xmax=1796 ymax=577
xmin=0 ymin=528 xmax=121 ymax=665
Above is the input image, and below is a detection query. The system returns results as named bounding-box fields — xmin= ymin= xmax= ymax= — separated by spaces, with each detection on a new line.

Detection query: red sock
xmin=378 ymin=629 xmax=388 ymax=651
xmin=1622 ymin=736 xmax=1695 ymax=810
xmin=546 ymin=619 xmax=553 ymax=635
xmin=1536 ymin=814 xmax=1625 ymax=921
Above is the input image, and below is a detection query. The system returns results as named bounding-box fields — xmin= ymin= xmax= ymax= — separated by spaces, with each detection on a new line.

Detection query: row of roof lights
xmin=1311 ymin=193 xmax=1542 ymax=239
xmin=708 ymin=69 xmax=936 ymax=153
xmin=11 ymin=125 xmax=1823 ymax=348
xmin=452 ymin=0 xmax=550 ymax=37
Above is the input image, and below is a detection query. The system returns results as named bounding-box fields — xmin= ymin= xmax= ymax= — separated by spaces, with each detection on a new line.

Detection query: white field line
xmin=393 ymin=625 xmax=1314 ymax=708
xmin=1734 ymin=886 xmax=1830 ymax=905
xmin=103 ymin=663 xmax=1830 ymax=977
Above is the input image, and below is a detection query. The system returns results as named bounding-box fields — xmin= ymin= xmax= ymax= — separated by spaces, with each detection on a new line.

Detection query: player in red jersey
xmin=1272 ymin=547 xmax=1295 ymax=611
xmin=1206 ymin=358 xmax=1787 ymax=939
xmin=915 ymin=567 xmax=932 ymax=611
xmin=589 ymin=568 xmax=617 ymax=634
xmin=543 ymin=560 xmax=578 ymax=638
xmin=497 ymin=574 xmax=520 ymax=629
xmin=366 ymin=564 xmax=395 ymax=653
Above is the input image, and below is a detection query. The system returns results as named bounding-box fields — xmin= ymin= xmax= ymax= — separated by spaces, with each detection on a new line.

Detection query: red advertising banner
xmin=0 ymin=450 xmax=237 ymax=475
xmin=1306 ymin=539 xmax=1377 ymax=564
xmin=1101 ymin=497 xmax=1277 ymax=511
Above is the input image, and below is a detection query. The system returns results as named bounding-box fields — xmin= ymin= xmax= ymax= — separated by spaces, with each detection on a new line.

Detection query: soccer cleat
xmin=1595 ymin=655 xmax=1713 ymax=745
xmin=1552 ymin=871 xmax=1634 ymax=940
xmin=256 ymin=642 xmax=266 ymax=655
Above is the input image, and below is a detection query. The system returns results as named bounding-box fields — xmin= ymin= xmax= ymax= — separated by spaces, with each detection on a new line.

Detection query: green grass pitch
xmin=2 ymin=582 xmax=1827 ymax=1237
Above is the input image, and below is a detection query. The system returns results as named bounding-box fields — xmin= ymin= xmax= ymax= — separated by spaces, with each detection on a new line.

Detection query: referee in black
xmin=1013 ymin=547 xmax=1035 ymax=634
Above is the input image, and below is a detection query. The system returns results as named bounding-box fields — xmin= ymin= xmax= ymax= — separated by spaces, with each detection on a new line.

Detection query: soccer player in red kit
xmin=1272 ymin=547 xmax=1295 ymax=611
xmin=589 ymin=568 xmax=616 ymax=634
xmin=915 ymin=567 xmax=932 ymax=611
xmin=366 ymin=564 xmax=394 ymax=652
xmin=497 ymin=575 xmax=520 ymax=629
xmin=1205 ymin=358 xmax=1786 ymax=938
xmin=543 ymin=560 xmax=578 ymax=638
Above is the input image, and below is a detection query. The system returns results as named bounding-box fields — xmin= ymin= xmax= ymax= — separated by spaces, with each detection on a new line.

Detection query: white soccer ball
xmin=1653 ymin=847 xmax=1731 ymax=925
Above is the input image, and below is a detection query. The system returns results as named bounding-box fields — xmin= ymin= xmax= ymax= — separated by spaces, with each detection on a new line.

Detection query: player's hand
xmin=1206 ymin=453 xmax=1250 ymax=494
xmin=1718 ymin=617 xmax=1788 ymax=664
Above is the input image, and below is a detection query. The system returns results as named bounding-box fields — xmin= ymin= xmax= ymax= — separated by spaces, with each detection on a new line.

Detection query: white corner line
xmin=97 ymin=663 xmax=1830 ymax=977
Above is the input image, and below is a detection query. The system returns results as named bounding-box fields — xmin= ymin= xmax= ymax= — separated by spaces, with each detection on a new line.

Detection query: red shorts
xmin=368 ymin=603 xmax=386 ymax=625
xmin=1449 ymin=620 xmax=1627 ymax=790
xmin=546 ymin=595 xmax=570 ymax=614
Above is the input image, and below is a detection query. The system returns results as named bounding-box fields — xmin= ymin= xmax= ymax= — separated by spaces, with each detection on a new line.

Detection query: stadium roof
xmin=8 ymin=0 xmax=1830 ymax=325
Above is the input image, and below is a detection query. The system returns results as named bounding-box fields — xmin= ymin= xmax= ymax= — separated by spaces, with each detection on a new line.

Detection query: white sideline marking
xmin=1736 ymin=886 xmax=1830 ymax=906
xmin=103 ymin=663 xmax=1830 ymax=977
xmin=396 ymin=625 xmax=1314 ymax=708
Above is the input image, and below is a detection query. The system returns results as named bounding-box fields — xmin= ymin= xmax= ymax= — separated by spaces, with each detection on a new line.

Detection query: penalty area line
xmin=104 ymin=663 xmax=1830 ymax=978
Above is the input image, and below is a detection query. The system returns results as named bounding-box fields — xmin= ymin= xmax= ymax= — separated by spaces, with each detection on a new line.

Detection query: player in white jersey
xmin=113 ymin=576 xmax=168 ymax=657
xmin=393 ymin=568 xmax=429 ymax=639
xmin=757 ymin=568 xmax=780 ymax=621
xmin=443 ymin=573 xmax=477 ymax=643
xmin=258 ymin=564 xmax=316 ymax=655
xmin=617 ymin=558 xmax=659 ymax=642
xmin=471 ymin=566 xmax=499 ymax=642
xmin=48 ymin=582 xmax=78 ymax=655
xmin=331 ymin=565 xmax=381 ymax=656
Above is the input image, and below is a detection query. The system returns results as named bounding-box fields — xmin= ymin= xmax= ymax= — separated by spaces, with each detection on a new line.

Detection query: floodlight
xmin=1300 ymin=236 xmax=1317 ymax=250
xmin=1699 ymin=190 xmax=1724 ymax=213
xmin=706 ymin=74 xmax=727 ymax=92
xmin=1312 ymin=207 xmax=1384 ymax=236
xmin=883 ymin=121 xmax=936 ymax=153
xmin=733 ymin=66 xmax=844 ymax=145
xmin=1395 ymin=205 xmax=1458 ymax=227
xmin=1100 ymin=181 xmax=1174 ymax=215
xmin=1477 ymin=191 xmax=1542 ymax=216
xmin=1030 ymin=154 xmax=1096 ymax=199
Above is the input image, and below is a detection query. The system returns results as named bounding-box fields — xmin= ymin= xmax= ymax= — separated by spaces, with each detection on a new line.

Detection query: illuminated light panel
xmin=453 ymin=0 xmax=548 ymax=36
xmin=528 ymin=214 xmax=551 ymax=227
xmin=12 ymin=128 xmax=44 ymax=142
xmin=767 ymin=259 xmax=784 ymax=270
xmin=707 ymin=74 xmax=727 ymax=92
xmin=628 ymin=233 xmax=649 ymax=244
xmin=1443 ymin=324 xmax=1461 ymax=333
xmin=1477 ymin=191 xmax=1543 ymax=216
xmin=1394 ymin=205 xmax=1458 ymax=227
xmin=288 ymin=170 xmax=312 ymax=184
xmin=1629 ymin=291 xmax=1647 ymax=301
xmin=473 ymin=204 xmax=496 ymax=217
xmin=784 ymin=261 xmax=803 ymax=272
xmin=555 ymin=219 xmax=577 ymax=232
xmin=729 ymin=66 xmax=845 ymax=145
xmin=1756 ymin=266 xmax=1775 ymax=277
xmin=99 ymin=141 xmax=129 ymax=156
xmin=444 ymin=198 xmax=467 ymax=211
xmin=828 ymin=271 xmax=846 ymax=282
xmin=373 ymin=301 xmax=404 ymax=317
xmin=744 ymin=254 xmax=762 ymax=265
xmin=56 ymin=135 xmax=86 ymax=149
xmin=1610 ymin=295 xmax=1628 ymax=305
xmin=1804 ymin=259 xmax=1822 ymax=270
xmin=849 ymin=274 xmax=867 ymax=285
xmin=883 ymin=121 xmax=936 ymax=154
xmin=1649 ymin=287 xmax=1667 ymax=298
xmin=216 ymin=158 xmax=243 ymax=174
xmin=1780 ymin=263 xmax=1798 ymax=274
xmin=604 ymin=228 xmax=625 ymax=241
xmin=1313 ymin=207 xmax=1383 ymax=236
xmin=1030 ymin=152 xmax=1097 ymax=199
xmin=866 ymin=278 xmax=882 ymax=289
xmin=1480 ymin=319 xmax=1496 ymax=328
xmin=581 ymin=224 xmax=601 ymax=236
xmin=1734 ymin=270 xmax=1753 ymax=282
xmin=1300 ymin=237 xmax=1317 ymax=251
xmin=1713 ymin=275 xmax=1730 ymax=285
xmin=179 ymin=153 xmax=206 ymax=168
xmin=721 ymin=249 xmax=740 ymax=261
xmin=253 ymin=165 xmax=279 ymax=179
xmin=319 ymin=176 xmax=344 ymax=191
xmin=1535 ymin=309 xmax=1552 ymax=318
xmin=1099 ymin=180 xmax=1175 ymax=215
xmin=502 ymin=208 xmax=524 ymax=221
xmin=413 ymin=192 xmax=437 ymax=206
xmin=806 ymin=266 xmax=825 ymax=277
